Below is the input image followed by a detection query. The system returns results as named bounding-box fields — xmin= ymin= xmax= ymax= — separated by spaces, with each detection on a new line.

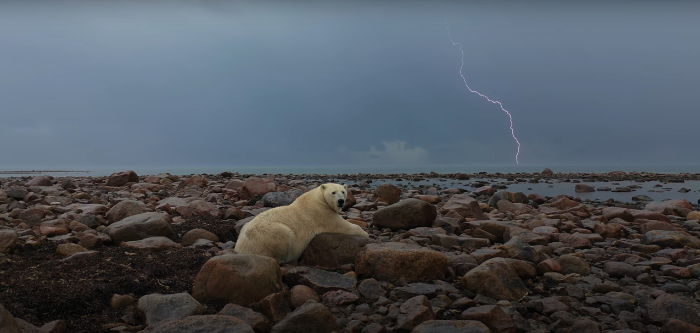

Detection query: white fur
xmin=234 ymin=183 xmax=369 ymax=264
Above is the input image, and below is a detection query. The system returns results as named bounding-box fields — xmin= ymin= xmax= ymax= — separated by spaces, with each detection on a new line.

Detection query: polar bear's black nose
xmin=337 ymin=199 xmax=345 ymax=206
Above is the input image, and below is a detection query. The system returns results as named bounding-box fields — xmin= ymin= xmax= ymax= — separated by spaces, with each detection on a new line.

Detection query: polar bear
xmin=234 ymin=183 xmax=369 ymax=264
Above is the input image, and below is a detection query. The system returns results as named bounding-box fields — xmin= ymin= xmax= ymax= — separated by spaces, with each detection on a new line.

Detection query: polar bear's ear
xmin=321 ymin=184 xmax=326 ymax=190
xmin=343 ymin=184 xmax=347 ymax=189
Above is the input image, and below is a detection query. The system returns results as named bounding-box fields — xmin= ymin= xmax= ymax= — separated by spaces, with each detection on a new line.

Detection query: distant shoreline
xmin=0 ymin=170 xmax=91 ymax=174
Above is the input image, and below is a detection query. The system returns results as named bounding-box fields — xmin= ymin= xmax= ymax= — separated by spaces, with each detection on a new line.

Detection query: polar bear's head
xmin=320 ymin=183 xmax=348 ymax=213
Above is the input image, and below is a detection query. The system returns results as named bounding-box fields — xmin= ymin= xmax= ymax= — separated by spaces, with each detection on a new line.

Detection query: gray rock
xmin=270 ymin=300 xmax=339 ymax=333
xmin=284 ymin=267 xmax=356 ymax=294
xmin=104 ymin=212 xmax=175 ymax=245
xmin=137 ymin=293 xmax=204 ymax=326
xmin=262 ymin=189 xmax=304 ymax=208
xmin=141 ymin=315 xmax=254 ymax=333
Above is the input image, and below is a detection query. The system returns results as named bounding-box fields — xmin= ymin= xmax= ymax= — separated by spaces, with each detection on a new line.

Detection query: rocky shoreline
xmin=2 ymin=169 xmax=700 ymax=332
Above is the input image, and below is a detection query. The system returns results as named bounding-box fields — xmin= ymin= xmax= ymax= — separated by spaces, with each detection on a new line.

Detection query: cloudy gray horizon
xmin=1 ymin=0 xmax=699 ymax=171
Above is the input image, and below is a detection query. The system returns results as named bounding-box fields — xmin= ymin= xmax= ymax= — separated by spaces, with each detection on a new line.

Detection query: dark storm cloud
xmin=1 ymin=0 xmax=698 ymax=169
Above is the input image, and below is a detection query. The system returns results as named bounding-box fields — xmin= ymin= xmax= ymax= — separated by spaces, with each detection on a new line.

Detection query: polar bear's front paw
xmin=355 ymin=227 xmax=369 ymax=238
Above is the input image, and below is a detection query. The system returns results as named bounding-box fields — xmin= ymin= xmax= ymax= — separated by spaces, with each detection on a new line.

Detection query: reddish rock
xmin=250 ymin=291 xmax=291 ymax=324
xmin=25 ymin=176 xmax=52 ymax=187
xmin=640 ymin=220 xmax=676 ymax=233
xmin=594 ymin=223 xmax=624 ymax=238
xmin=188 ymin=200 xmax=222 ymax=218
xmin=646 ymin=199 xmax=693 ymax=216
xmin=440 ymin=194 xmax=486 ymax=219
xmin=184 ymin=175 xmax=208 ymax=188
xmin=56 ymin=243 xmax=88 ymax=256
xmin=217 ymin=303 xmax=271 ymax=332
xmin=661 ymin=318 xmax=700 ymax=333
xmin=356 ymin=242 xmax=447 ymax=283
xmin=106 ymin=200 xmax=149 ymax=224
xmin=413 ymin=320 xmax=490 ymax=333
xmin=396 ymin=295 xmax=434 ymax=332
xmin=299 ymin=233 xmax=376 ymax=269
xmin=373 ymin=183 xmax=401 ymax=205
xmin=290 ymin=285 xmax=320 ymax=309
xmin=39 ymin=219 xmax=70 ymax=236
xmin=372 ymin=199 xmax=437 ymax=231
xmin=104 ymin=212 xmax=175 ymax=245
xmin=106 ymin=170 xmax=139 ymax=187
xmin=548 ymin=197 xmax=579 ymax=210
xmin=0 ymin=230 xmax=18 ymax=254
xmin=241 ymin=177 xmax=273 ymax=199
xmin=192 ymin=254 xmax=283 ymax=306
xmin=269 ymin=300 xmax=338 ymax=333
xmin=181 ymin=229 xmax=219 ymax=247
xmin=460 ymin=258 xmax=530 ymax=301
xmin=461 ymin=305 xmax=516 ymax=333
xmin=575 ymin=184 xmax=595 ymax=193
xmin=321 ymin=290 xmax=359 ymax=307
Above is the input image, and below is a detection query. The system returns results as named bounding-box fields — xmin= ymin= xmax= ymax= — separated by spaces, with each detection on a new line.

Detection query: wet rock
xmin=141 ymin=315 xmax=254 ymax=333
xmin=460 ymin=258 xmax=530 ymax=301
xmin=106 ymin=200 xmax=149 ymax=224
xmin=374 ymin=183 xmax=401 ymax=205
xmin=192 ymin=254 xmax=283 ymax=306
xmin=270 ymin=300 xmax=338 ymax=333
xmin=0 ymin=229 xmax=18 ymax=254
xmin=412 ymin=320 xmax=490 ymax=333
xmin=104 ymin=212 xmax=176 ymax=245
xmin=355 ymin=242 xmax=447 ymax=283
xmin=262 ymin=189 xmax=303 ymax=208
xmin=299 ymin=233 xmax=375 ymax=269
xmin=575 ymin=184 xmax=595 ymax=193
xmin=284 ymin=267 xmax=356 ymax=294
xmin=372 ymin=199 xmax=437 ymax=230
xmin=641 ymin=230 xmax=700 ymax=248
xmin=137 ymin=292 xmax=204 ymax=326
xmin=461 ymin=304 xmax=516 ymax=333
xmin=121 ymin=236 xmax=183 ymax=252
xmin=290 ymin=285 xmax=320 ymax=309
xmin=217 ymin=304 xmax=271 ymax=333
xmin=181 ymin=228 xmax=219 ymax=247
xmin=396 ymin=295 xmax=434 ymax=332
xmin=106 ymin=170 xmax=139 ymax=187
xmin=441 ymin=194 xmax=486 ymax=219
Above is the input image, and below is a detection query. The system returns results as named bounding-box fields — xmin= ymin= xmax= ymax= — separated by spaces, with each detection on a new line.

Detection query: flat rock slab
xmin=284 ymin=267 xmax=356 ymax=294
xmin=121 ymin=237 xmax=183 ymax=252
xmin=299 ymin=233 xmax=376 ymax=269
xmin=141 ymin=315 xmax=254 ymax=333
xmin=104 ymin=212 xmax=175 ymax=245
xmin=137 ymin=292 xmax=203 ymax=326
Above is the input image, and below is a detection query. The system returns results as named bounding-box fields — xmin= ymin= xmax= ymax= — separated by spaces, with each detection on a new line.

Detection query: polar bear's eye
xmin=332 ymin=191 xmax=336 ymax=195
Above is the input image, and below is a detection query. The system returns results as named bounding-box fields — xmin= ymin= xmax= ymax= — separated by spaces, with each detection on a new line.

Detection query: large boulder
xmin=373 ymin=183 xmax=401 ymax=205
xmin=641 ymin=230 xmax=700 ymax=249
xmin=460 ymin=258 xmax=534 ymax=301
xmin=192 ymin=254 xmax=283 ymax=306
xmin=240 ymin=177 xmax=273 ymax=199
xmin=372 ymin=199 xmax=437 ymax=230
xmin=299 ymin=233 xmax=376 ymax=269
xmin=106 ymin=200 xmax=149 ymax=224
xmin=355 ymin=242 xmax=447 ymax=283
xmin=104 ymin=212 xmax=176 ymax=245
xmin=645 ymin=199 xmax=694 ymax=216
xmin=106 ymin=170 xmax=139 ymax=186
xmin=441 ymin=194 xmax=486 ymax=219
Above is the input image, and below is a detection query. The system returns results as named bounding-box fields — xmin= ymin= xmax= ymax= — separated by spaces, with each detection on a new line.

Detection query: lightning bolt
xmin=445 ymin=19 xmax=521 ymax=165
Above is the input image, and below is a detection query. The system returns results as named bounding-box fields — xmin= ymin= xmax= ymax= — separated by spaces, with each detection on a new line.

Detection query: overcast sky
xmin=1 ymin=0 xmax=699 ymax=170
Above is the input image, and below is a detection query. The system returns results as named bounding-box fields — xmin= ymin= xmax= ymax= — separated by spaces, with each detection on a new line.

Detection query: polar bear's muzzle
xmin=337 ymin=199 xmax=344 ymax=207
